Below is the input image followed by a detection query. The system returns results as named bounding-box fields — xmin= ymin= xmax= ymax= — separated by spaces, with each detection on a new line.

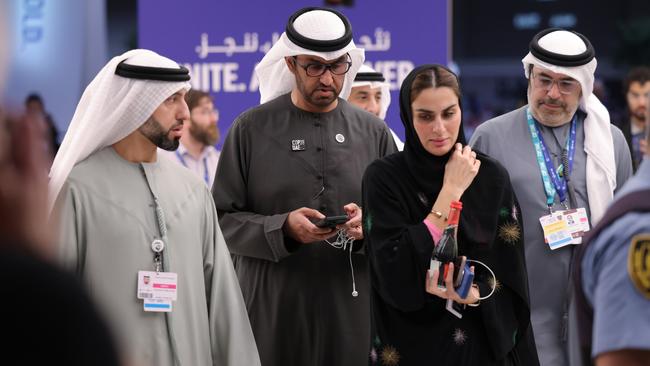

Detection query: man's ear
xmin=285 ymin=57 xmax=296 ymax=74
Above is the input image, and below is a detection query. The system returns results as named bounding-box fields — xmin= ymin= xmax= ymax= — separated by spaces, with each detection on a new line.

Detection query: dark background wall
xmin=453 ymin=0 xmax=650 ymax=135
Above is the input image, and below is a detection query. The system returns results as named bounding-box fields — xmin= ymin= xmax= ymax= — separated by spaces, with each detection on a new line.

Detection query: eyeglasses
xmin=292 ymin=56 xmax=352 ymax=77
xmin=531 ymin=72 xmax=580 ymax=95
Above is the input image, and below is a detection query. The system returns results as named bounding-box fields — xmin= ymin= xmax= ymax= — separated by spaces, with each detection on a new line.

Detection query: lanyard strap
xmin=526 ymin=108 xmax=576 ymax=208
xmin=140 ymin=164 xmax=182 ymax=366
xmin=140 ymin=165 xmax=169 ymax=271
xmin=175 ymin=150 xmax=210 ymax=185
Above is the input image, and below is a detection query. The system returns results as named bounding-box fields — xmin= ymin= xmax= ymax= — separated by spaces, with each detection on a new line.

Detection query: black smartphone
xmin=314 ymin=215 xmax=349 ymax=228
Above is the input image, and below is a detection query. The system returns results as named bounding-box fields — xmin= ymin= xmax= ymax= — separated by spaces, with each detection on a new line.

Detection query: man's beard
xmin=295 ymin=74 xmax=340 ymax=109
xmin=632 ymin=107 xmax=647 ymax=122
xmin=189 ymin=122 xmax=219 ymax=146
xmin=530 ymin=94 xmax=576 ymax=126
xmin=306 ymin=85 xmax=338 ymax=107
xmin=139 ymin=116 xmax=182 ymax=151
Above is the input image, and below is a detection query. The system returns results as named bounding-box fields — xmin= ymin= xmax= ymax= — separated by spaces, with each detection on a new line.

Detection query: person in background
xmin=615 ymin=66 xmax=650 ymax=171
xmin=159 ymin=89 xmax=220 ymax=187
xmin=24 ymin=93 xmax=60 ymax=159
xmin=348 ymin=64 xmax=404 ymax=150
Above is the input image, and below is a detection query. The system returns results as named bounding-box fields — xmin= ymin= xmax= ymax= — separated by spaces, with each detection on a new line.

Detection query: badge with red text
xmin=137 ymin=271 xmax=178 ymax=301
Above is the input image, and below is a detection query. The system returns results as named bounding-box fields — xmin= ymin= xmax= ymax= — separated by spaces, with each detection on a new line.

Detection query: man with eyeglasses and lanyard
xmin=212 ymin=7 xmax=396 ymax=366
xmin=159 ymin=89 xmax=221 ymax=187
xmin=470 ymin=28 xmax=632 ymax=366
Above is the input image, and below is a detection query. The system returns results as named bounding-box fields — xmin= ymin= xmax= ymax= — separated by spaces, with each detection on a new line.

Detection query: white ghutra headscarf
xmin=255 ymin=7 xmax=365 ymax=104
xmin=48 ymin=49 xmax=191 ymax=213
xmin=351 ymin=64 xmax=391 ymax=120
xmin=351 ymin=64 xmax=403 ymax=150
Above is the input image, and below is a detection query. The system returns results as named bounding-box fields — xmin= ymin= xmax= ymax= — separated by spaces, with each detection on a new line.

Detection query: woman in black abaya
xmin=362 ymin=65 xmax=539 ymax=366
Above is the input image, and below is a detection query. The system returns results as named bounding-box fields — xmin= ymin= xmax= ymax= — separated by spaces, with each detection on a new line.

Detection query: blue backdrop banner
xmin=139 ymin=0 xmax=449 ymax=147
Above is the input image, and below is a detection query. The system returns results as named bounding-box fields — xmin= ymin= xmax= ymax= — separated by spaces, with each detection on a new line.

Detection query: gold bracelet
xmin=430 ymin=210 xmax=447 ymax=221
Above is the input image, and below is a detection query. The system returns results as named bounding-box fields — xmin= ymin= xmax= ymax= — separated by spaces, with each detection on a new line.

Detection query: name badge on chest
xmin=562 ymin=208 xmax=590 ymax=243
xmin=539 ymin=207 xmax=590 ymax=250
xmin=291 ymin=139 xmax=306 ymax=151
xmin=137 ymin=270 xmax=178 ymax=312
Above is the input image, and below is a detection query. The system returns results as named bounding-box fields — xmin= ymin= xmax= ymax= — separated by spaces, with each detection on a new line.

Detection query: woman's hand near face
xmin=442 ymin=143 xmax=480 ymax=199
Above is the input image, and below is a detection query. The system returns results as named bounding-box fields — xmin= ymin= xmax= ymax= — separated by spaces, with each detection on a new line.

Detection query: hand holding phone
xmin=456 ymin=262 xmax=474 ymax=299
xmin=284 ymin=207 xmax=341 ymax=244
xmin=313 ymin=215 xmax=348 ymax=229
xmin=445 ymin=261 xmax=475 ymax=319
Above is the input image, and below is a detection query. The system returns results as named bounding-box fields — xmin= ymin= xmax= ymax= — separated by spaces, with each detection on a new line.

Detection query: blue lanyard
xmin=175 ymin=150 xmax=210 ymax=185
xmin=526 ymin=108 xmax=576 ymax=209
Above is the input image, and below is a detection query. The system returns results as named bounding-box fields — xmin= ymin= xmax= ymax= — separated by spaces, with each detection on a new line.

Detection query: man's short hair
xmin=25 ymin=93 xmax=43 ymax=105
xmin=184 ymin=90 xmax=212 ymax=111
xmin=623 ymin=66 xmax=650 ymax=94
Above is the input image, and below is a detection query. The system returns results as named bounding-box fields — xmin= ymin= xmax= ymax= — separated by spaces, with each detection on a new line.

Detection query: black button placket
xmin=314 ymin=113 xmax=326 ymax=213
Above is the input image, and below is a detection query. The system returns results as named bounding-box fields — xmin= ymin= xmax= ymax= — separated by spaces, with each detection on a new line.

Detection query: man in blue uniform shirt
xmin=575 ymin=95 xmax=650 ymax=366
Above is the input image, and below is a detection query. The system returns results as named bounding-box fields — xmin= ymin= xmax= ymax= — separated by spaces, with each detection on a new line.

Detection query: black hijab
xmin=399 ymin=64 xmax=501 ymax=248
xmin=400 ymin=64 xmax=466 ymax=191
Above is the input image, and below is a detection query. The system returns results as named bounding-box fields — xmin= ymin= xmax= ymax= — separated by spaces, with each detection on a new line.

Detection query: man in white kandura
xmin=49 ymin=49 xmax=260 ymax=366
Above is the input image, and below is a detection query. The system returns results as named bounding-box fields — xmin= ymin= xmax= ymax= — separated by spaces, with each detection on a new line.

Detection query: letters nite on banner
xmin=184 ymin=62 xmax=248 ymax=93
